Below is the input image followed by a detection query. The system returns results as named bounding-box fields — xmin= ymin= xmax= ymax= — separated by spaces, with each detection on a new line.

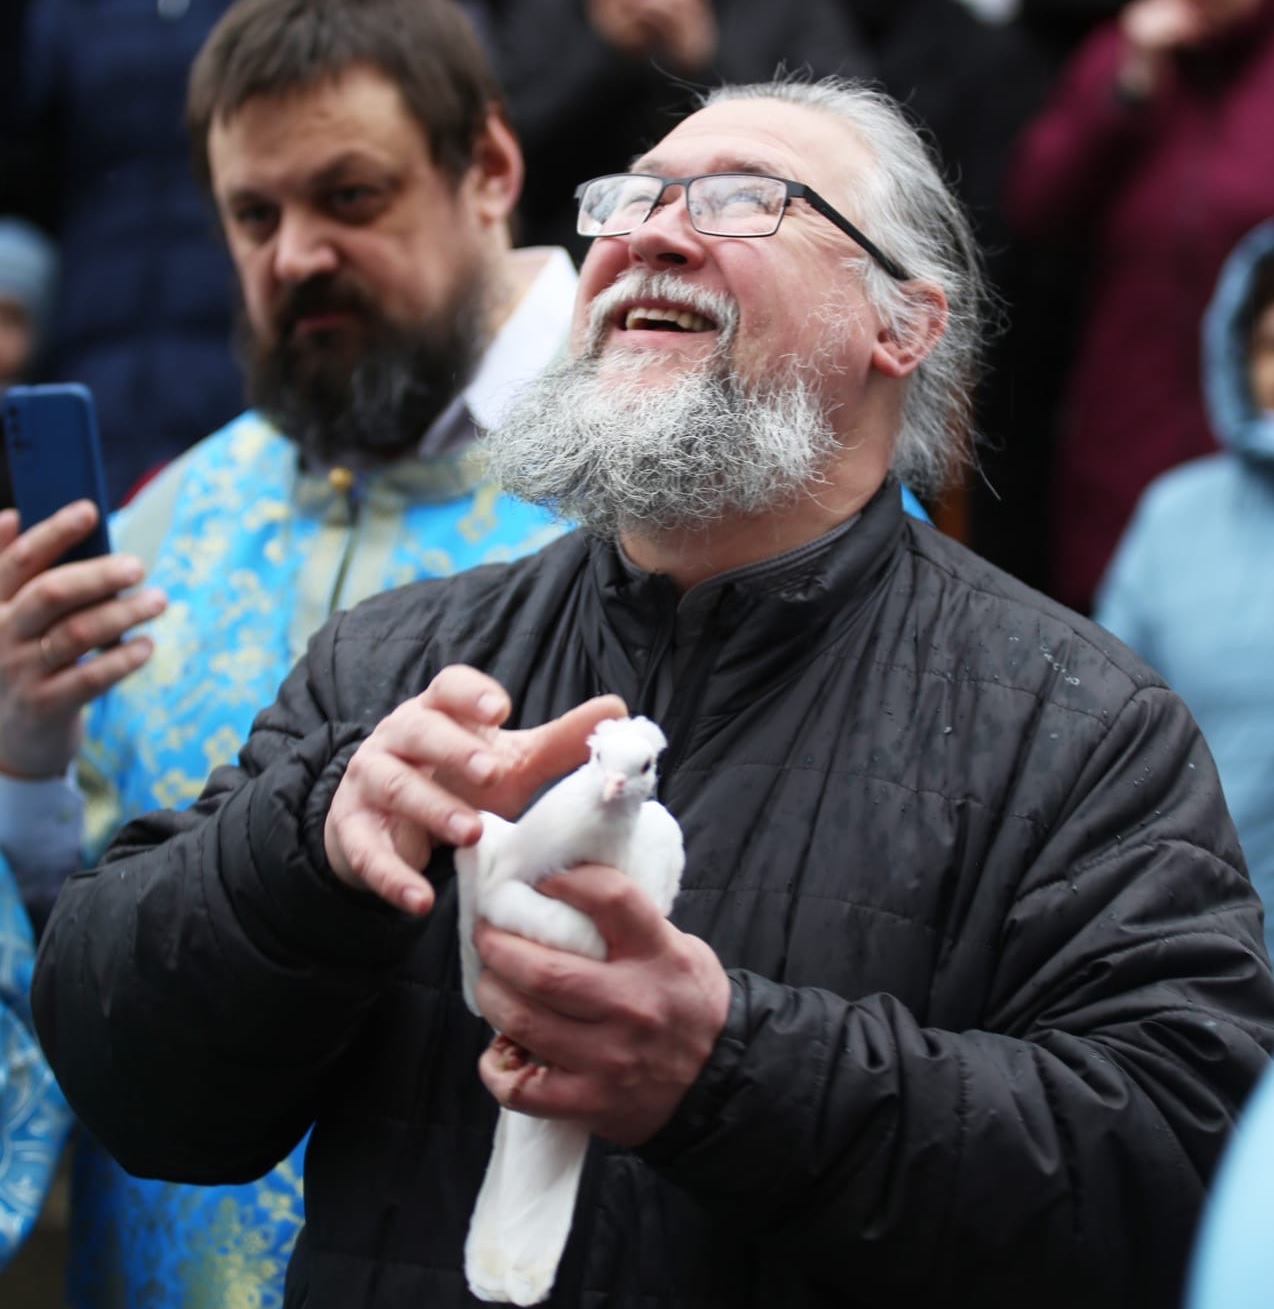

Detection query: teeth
xmin=624 ymin=305 xmax=714 ymax=332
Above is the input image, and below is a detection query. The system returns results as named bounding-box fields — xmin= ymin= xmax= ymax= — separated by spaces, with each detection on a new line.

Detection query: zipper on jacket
xmin=633 ymin=603 xmax=677 ymax=720
xmin=638 ymin=588 xmax=732 ymax=782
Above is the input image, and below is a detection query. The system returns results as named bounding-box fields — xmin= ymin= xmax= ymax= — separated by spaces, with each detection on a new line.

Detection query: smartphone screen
xmin=0 ymin=383 xmax=113 ymax=563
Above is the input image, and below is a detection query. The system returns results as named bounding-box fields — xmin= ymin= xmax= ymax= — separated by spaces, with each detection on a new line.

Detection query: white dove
xmin=454 ymin=714 xmax=685 ymax=1306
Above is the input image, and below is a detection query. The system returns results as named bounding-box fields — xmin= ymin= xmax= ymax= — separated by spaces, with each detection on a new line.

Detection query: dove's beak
xmin=602 ymin=774 xmax=625 ymax=802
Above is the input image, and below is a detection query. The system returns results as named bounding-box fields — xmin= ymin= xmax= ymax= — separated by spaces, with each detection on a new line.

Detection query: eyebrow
xmin=219 ymin=151 xmax=395 ymax=203
xmin=627 ymin=154 xmax=783 ymax=178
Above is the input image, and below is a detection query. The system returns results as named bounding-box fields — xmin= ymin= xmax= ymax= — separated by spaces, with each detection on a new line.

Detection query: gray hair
xmin=704 ymin=78 xmax=989 ymax=498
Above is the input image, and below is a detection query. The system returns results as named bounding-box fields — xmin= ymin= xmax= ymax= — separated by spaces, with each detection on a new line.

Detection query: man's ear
xmin=871 ymin=282 xmax=948 ymax=378
xmin=467 ymin=106 xmax=524 ymax=225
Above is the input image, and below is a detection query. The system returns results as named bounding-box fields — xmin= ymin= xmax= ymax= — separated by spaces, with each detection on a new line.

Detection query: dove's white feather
xmin=454 ymin=715 xmax=684 ymax=1305
xmin=464 ymin=1112 xmax=590 ymax=1306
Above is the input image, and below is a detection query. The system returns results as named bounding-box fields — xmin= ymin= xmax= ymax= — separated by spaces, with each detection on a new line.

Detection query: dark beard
xmin=239 ymin=272 xmax=489 ymax=468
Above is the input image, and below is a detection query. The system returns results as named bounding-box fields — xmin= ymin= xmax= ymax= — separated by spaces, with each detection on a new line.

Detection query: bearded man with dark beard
xmin=34 ymin=75 xmax=1274 ymax=1309
xmin=0 ymin=2 xmax=580 ymax=1307
xmin=242 ymin=263 xmax=492 ymax=470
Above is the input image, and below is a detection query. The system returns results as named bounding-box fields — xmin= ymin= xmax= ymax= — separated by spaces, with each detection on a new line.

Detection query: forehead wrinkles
xmin=629 ymin=149 xmax=786 ymax=177
xmin=643 ymin=101 xmax=883 ymax=229
xmin=210 ymin=75 xmax=422 ymax=185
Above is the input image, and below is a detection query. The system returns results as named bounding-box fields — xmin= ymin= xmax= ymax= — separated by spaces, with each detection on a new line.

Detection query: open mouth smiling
xmin=621 ymin=304 xmax=717 ymax=333
xmin=584 ymin=275 xmax=734 ymax=354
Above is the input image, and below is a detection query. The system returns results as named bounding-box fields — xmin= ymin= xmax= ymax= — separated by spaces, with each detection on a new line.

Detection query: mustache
xmin=273 ymin=275 xmax=375 ymax=337
xmin=583 ymin=270 xmax=739 ymax=356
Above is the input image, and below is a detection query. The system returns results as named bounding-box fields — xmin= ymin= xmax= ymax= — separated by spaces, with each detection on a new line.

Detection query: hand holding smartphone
xmin=1 ymin=382 xmax=113 ymax=564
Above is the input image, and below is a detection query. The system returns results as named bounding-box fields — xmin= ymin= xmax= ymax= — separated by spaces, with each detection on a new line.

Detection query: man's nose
xmin=622 ymin=187 xmax=706 ymax=269
xmin=271 ymin=211 xmax=340 ymax=283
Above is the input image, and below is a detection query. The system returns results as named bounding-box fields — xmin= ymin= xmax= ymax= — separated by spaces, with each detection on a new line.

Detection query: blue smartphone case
xmin=1 ymin=383 xmax=113 ymax=563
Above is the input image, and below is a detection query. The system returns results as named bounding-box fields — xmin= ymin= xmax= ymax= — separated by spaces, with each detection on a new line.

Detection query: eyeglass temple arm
xmin=794 ymin=186 xmax=910 ymax=281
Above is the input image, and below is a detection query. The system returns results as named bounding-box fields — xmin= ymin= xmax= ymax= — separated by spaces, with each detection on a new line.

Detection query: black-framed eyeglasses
xmin=573 ymin=172 xmax=910 ymax=281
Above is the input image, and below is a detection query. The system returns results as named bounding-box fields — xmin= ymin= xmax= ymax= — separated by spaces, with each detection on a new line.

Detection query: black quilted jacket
xmin=33 ymin=482 xmax=1274 ymax=1308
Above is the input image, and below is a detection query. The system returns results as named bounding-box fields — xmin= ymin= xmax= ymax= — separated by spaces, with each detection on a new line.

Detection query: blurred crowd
xmin=12 ymin=0 xmax=1274 ymax=609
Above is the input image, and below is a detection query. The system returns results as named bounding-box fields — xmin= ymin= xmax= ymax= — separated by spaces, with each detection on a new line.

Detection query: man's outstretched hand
xmin=322 ymin=665 xmax=627 ymax=915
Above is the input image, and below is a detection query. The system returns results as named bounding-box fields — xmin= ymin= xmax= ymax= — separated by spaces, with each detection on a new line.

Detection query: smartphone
xmin=1 ymin=382 xmax=113 ymax=563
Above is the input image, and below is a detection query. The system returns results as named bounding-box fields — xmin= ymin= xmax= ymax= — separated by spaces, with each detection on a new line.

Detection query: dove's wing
xmin=454 ymin=812 xmax=515 ymax=1017
xmin=482 ymin=880 xmax=606 ymax=959
xmin=628 ymin=800 xmax=686 ymax=916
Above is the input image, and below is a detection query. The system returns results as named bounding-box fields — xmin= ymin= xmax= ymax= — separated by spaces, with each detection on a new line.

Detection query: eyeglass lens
xmin=579 ymin=175 xmax=787 ymax=237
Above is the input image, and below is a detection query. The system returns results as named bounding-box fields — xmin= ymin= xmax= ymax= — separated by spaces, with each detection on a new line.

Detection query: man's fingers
xmin=4 ymin=554 xmax=148 ymax=642
xmin=364 ymin=711 xmax=504 ymax=818
xmin=374 ymin=670 xmax=625 ymax=799
xmin=474 ymin=928 xmax=612 ymax=1026
xmin=34 ymin=634 xmax=157 ymax=700
xmin=340 ymin=745 xmax=484 ymax=847
xmin=0 ymin=501 xmax=110 ymax=602
xmin=472 ymin=955 xmax=626 ymax=1088
xmin=323 ymin=679 xmax=632 ymax=919
xmin=515 ymin=694 xmax=628 ymax=779
xmin=327 ymin=809 xmax=435 ymax=916
xmin=478 ymin=1041 xmax=603 ymax=1121
xmin=417 ymin=664 xmax=512 ymax=734
xmin=388 ymin=680 xmax=627 ymax=823
xmin=0 ymin=509 xmax=19 ymax=554
xmin=34 ymin=586 xmax=166 ymax=666
xmin=534 ymin=865 xmax=667 ymax=951
xmin=473 ymin=920 xmax=731 ymax=1146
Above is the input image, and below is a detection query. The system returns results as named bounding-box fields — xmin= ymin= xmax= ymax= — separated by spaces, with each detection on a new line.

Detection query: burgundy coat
xmin=1003 ymin=2 xmax=1274 ymax=611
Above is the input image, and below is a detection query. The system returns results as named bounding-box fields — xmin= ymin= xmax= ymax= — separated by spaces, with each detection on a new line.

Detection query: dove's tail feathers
xmin=464 ymin=1110 xmax=589 ymax=1305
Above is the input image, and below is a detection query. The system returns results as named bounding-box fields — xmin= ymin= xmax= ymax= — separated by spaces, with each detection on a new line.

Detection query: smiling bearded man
xmin=482 ymin=269 xmax=849 ymax=535
xmin=32 ymin=74 xmax=1274 ymax=1309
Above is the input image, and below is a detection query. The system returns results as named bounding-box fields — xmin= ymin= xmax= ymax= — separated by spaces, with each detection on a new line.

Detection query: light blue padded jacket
xmin=1096 ymin=219 xmax=1274 ymax=961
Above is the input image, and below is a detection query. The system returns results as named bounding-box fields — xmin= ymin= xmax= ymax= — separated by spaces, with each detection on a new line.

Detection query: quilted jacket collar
xmin=580 ymin=479 xmax=908 ymax=721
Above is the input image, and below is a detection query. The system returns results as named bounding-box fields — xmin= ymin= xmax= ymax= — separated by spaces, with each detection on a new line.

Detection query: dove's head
xmin=588 ymin=716 xmax=668 ymax=804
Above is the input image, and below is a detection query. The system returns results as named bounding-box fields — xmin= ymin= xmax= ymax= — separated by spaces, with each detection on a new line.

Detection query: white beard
xmin=481 ymin=286 xmax=845 ymax=539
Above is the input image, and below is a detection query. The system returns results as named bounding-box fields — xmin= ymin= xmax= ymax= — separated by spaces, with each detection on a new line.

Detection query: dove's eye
xmin=640 ymin=760 xmax=653 ymax=774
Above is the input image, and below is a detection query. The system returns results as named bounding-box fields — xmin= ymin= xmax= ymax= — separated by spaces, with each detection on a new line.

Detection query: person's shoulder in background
xmin=1189 ymin=1060 xmax=1274 ymax=1309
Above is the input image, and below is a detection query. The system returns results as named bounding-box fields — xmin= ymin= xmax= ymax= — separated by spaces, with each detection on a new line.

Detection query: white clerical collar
xmin=418 ymin=246 xmax=577 ymax=461
xmin=465 ymin=245 xmax=577 ymax=432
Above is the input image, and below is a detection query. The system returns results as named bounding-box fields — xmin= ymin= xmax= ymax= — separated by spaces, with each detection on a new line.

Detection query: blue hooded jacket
xmin=1188 ymin=1060 xmax=1274 ymax=1309
xmin=1096 ymin=219 xmax=1274 ymax=959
